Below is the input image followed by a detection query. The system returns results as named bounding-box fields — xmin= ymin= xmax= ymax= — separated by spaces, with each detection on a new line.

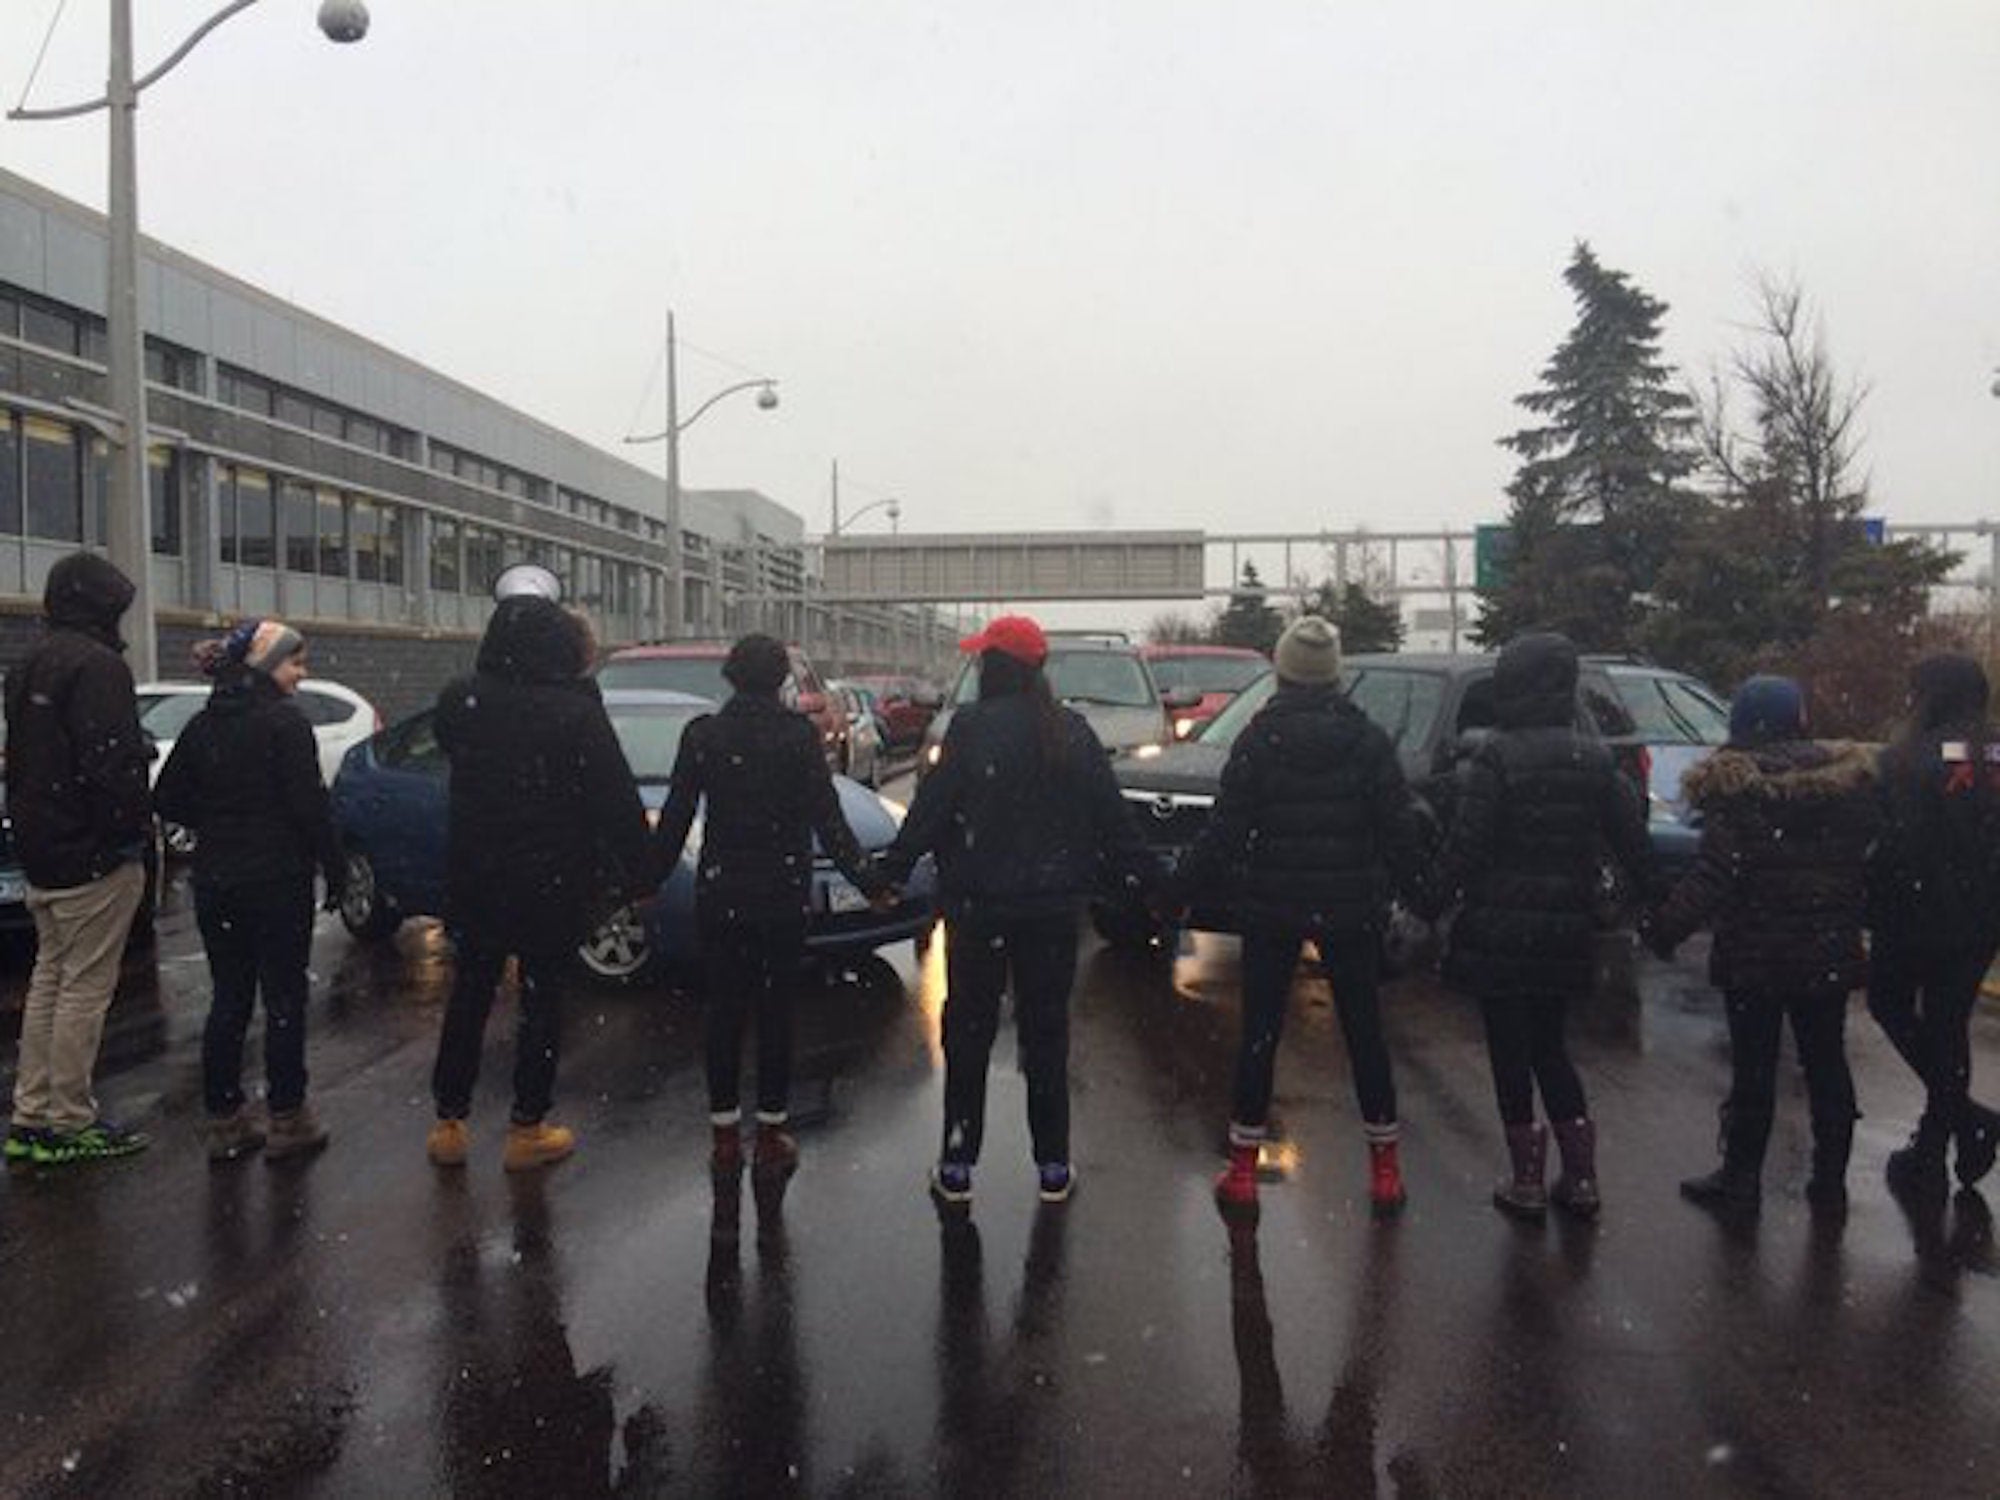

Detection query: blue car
xmin=329 ymin=689 xmax=936 ymax=984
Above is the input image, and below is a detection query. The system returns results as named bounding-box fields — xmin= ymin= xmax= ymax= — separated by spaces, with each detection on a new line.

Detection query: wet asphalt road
xmin=2 ymin=775 xmax=1997 ymax=1498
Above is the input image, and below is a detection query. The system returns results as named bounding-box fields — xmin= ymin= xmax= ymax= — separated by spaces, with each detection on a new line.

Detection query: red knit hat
xmin=958 ymin=615 xmax=1048 ymax=667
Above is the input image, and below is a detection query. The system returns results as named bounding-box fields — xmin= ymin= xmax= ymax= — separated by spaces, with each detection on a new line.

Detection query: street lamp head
xmin=317 ymin=0 xmax=370 ymax=44
xmin=756 ymin=384 xmax=780 ymax=411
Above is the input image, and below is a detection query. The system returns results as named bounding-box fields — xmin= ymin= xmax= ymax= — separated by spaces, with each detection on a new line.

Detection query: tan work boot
xmin=264 ymin=1105 xmax=329 ymax=1160
xmin=205 ymin=1108 xmax=266 ymax=1163
xmin=503 ymin=1120 xmax=576 ymax=1172
xmin=427 ymin=1118 xmax=471 ymax=1168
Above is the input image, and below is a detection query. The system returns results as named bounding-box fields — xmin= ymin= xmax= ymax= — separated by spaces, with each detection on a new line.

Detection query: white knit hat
xmin=1273 ymin=615 xmax=1342 ymax=685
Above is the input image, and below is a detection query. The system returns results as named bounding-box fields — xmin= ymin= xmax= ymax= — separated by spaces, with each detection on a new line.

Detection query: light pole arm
xmin=624 ymin=379 xmax=776 ymax=444
xmin=828 ymin=497 xmax=899 ymax=536
xmin=8 ymin=0 xmax=263 ymax=120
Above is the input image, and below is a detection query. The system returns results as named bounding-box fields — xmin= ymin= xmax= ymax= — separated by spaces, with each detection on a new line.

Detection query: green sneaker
xmin=4 ymin=1127 xmax=48 ymax=1163
xmin=33 ymin=1120 xmax=150 ymax=1164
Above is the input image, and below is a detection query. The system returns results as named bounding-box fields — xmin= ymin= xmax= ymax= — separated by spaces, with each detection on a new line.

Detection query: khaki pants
xmin=11 ymin=861 xmax=146 ymax=1133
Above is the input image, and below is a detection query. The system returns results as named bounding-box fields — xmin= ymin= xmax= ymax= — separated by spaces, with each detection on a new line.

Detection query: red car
xmin=847 ymin=674 xmax=938 ymax=750
xmin=1141 ymin=645 xmax=1268 ymax=739
xmin=597 ymin=642 xmax=850 ymax=771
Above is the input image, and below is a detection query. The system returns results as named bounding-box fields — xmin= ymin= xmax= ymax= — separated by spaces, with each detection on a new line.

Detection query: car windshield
xmin=949 ymin=650 xmax=1157 ymax=709
xmin=1196 ymin=671 xmax=1276 ymax=748
xmin=598 ymin=657 xmax=730 ymax=701
xmin=1195 ymin=666 xmax=1448 ymax=752
xmin=1612 ymin=673 xmax=1730 ymax=746
xmin=605 ymin=704 xmax=702 ymax=783
xmin=137 ymin=691 xmax=208 ymax=740
xmin=1148 ymin=654 xmax=1266 ymax=694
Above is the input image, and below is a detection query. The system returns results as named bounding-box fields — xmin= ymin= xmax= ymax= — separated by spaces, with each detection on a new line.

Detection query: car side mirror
xmin=796 ymin=691 xmax=828 ymax=716
xmin=1161 ymin=687 xmax=1202 ymax=711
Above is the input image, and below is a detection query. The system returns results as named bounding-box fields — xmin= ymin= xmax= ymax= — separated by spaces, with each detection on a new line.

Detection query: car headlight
xmin=1131 ymin=743 xmax=1164 ymax=760
xmin=1174 ymin=718 xmax=1196 ymax=740
xmin=644 ymin=806 xmax=661 ymax=830
xmin=925 ymin=743 xmax=943 ymax=767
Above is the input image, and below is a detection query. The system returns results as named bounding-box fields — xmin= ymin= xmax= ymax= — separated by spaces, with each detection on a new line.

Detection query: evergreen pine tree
xmin=1212 ymin=562 xmax=1284 ymax=654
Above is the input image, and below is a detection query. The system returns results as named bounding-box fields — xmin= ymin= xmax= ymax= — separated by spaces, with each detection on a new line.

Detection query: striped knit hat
xmin=195 ymin=617 xmax=305 ymax=678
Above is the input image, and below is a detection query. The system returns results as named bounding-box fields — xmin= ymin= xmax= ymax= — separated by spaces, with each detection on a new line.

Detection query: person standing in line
xmin=2 ymin=553 xmax=154 ymax=1166
xmin=875 ymin=616 xmax=1164 ymax=1209
xmin=154 ymin=619 xmax=345 ymax=1161
xmin=1426 ymin=632 xmax=1652 ymax=1221
xmin=650 ymin=633 xmax=887 ymax=1199
xmin=1172 ymin=615 xmax=1426 ymax=1218
xmin=1867 ymin=652 xmax=2000 ymax=1196
xmin=1645 ymin=676 xmax=1879 ymax=1216
xmin=426 ymin=594 xmax=649 ymax=1172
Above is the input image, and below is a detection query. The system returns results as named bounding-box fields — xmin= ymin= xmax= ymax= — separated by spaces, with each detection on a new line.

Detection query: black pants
xmin=701 ymin=915 xmax=806 ymax=1120
xmin=1722 ymin=989 xmax=1856 ymax=1162
xmin=432 ymin=939 xmax=567 ymax=1125
xmin=1479 ymin=993 xmax=1586 ymax=1127
xmin=941 ymin=912 xmax=1079 ymax=1168
xmin=197 ymin=878 xmax=315 ymax=1117
xmin=1235 ymin=930 xmax=1396 ymax=1135
xmin=1868 ymin=936 xmax=1995 ymax=1133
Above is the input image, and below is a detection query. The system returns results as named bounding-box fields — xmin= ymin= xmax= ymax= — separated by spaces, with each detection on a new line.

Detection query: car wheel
xmin=577 ymin=905 xmax=654 ymax=985
xmin=338 ymin=850 xmax=401 ymax=940
xmin=1090 ymin=900 xmax=1169 ymax=953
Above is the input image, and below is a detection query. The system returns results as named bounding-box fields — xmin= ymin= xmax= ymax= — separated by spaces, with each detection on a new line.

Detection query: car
xmin=0 ymin=783 xmax=164 ymax=949
xmin=328 ymin=688 xmax=937 ymax=984
xmin=846 ymin=674 xmax=938 ymax=750
xmin=828 ymin=681 xmax=887 ymax=788
xmin=917 ymin=635 xmax=1199 ymax=776
xmin=597 ymin=642 xmax=850 ymax=772
xmin=1141 ymin=644 xmax=1267 ymax=740
xmin=1100 ymin=652 xmax=1728 ymax=950
xmin=138 ymin=677 xmax=381 ymax=856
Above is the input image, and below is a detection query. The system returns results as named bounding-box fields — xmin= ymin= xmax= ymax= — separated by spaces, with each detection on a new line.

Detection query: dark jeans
xmin=197 ymin=878 xmax=315 ymax=1117
xmin=1722 ymin=989 xmax=1856 ymax=1162
xmin=701 ymin=915 xmax=806 ymax=1120
xmin=432 ymin=940 xmax=567 ymax=1125
xmin=1235 ymin=930 xmax=1396 ymax=1135
xmin=1868 ymin=935 xmax=1995 ymax=1133
xmin=941 ymin=912 xmax=1079 ymax=1168
xmin=1479 ymin=993 xmax=1586 ymax=1127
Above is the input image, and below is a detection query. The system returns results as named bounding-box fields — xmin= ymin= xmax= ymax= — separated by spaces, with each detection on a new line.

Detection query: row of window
xmin=0 ymin=410 xmax=180 ymax=553
xmin=1 ymin=283 xmax=201 ymax=391
xmin=214 ymin=365 xmax=418 ymax=463
xmin=215 ymin=467 xmax=404 ymax=585
xmin=421 ymin=514 xmax=645 ymax=612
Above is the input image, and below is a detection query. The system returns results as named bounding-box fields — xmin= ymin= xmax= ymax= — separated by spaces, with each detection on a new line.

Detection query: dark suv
xmin=1099 ymin=653 xmax=1726 ymax=948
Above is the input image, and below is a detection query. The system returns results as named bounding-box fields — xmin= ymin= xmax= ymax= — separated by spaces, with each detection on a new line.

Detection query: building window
xmin=149 ymin=447 xmax=180 ymax=556
xmin=317 ymin=488 xmax=347 ymax=577
xmin=87 ymin=436 xmax=109 ymax=546
xmin=429 ymin=515 xmax=461 ymax=593
xmin=218 ymin=367 xmax=274 ymax=418
xmin=379 ymin=505 xmax=402 ymax=586
xmin=0 ymin=411 xmax=20 ymax=535
xmin=20 ymin=300 xmax=77 ymax=357
xmin=0 ymin=288 xmax=18 ymax=340
xmin=464 ymin=528 xmax=502 ymax=595
xmin=143 ymin=338 xmax=198 ymax=392
xmin=236 ymin=469 xmax=274 ymax=568
xmin=280 ymin=479 xmax=316 ymax=573
xmin=23 ymin=416 xmax=81 ymax=541
xmin=276 ymin=391 xmax=314 ymax=431
xmin=347 ymin=416 xmax=381 ymax=453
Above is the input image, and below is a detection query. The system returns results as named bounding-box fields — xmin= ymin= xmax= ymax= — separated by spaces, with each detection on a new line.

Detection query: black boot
xmin=1806 ymin=1111 xmax=1854 ymax=1215
xmin=1887 ymin=1115 xmax=1950 ymax=1200
xmin=1955 ymin=1102 xmax=2000 ymax=1188
xmin=1491 ymin=1122 xmax=1548 ymax=1221
xmin=1681 ymin=1102 xmax=1765 ymax=1213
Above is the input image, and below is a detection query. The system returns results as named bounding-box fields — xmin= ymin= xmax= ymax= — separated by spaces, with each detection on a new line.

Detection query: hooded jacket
xmin=1870 ymin=655 xmax=2000 ymax=957
xmin=1432 ymin=634 xmax=1653 ymax=997
xmin=3 ymin=554 xmax=152 ymax=889
xmin=153 ymin=667 xmax=343 ymax=896
xmin=879 ymin=691 xmax=1162 ymax=924
xmin=1649 ymin=740 xmax=1880 ymax=995
xmin=1174 ymin=681 xmax=1424 ymax=938
xmin=435 ymin=597 xmax=648 ymax=955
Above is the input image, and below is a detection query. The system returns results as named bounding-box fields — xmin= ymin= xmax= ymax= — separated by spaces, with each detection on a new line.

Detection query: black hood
xmin=43 ymin=552 xmax=134 ymax=638
xmin=475 ymin=597 xmax=582 ymax=685
xmin=1493 ymin=632 xmax=1578 ymax=729
xmin=1910 ymin=652 xmax=1989 ymax=733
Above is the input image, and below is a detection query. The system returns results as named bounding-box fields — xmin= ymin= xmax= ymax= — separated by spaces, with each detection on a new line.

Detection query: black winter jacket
xmin=154 ymin=669 xmax=343 ymax=895
xmin=1649 ymin=741 xmax=1880 ymax=996
xmin=878 ymin=693 xmax=1162 ymax=925
xmin=1871 ymin=723 xmax=2000 ymax=960
xmin=651 ymin=691 xmax=879 ymax=926
xmin=1174 ymin=682 xmax=1423 ymax=939
xmin=1431 ymin=634 xmax=1652 ymax=998
xmin=436 ymin=598 xmax=649 ymax=956
xmin=2 ymin=554 xmax=151 ymax=890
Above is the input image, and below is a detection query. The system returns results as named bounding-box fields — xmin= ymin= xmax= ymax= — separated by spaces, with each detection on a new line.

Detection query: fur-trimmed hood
xmin=1682 ymin=740 xmax=1875 ymax=809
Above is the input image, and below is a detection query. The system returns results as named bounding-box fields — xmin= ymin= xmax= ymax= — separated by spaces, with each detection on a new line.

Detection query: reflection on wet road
xmin=1 ymin=840 xmax=1996 ymax=1496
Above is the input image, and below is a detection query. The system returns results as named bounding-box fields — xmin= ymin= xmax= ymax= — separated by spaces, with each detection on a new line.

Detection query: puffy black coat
xmin=1649 ymin=741 xmax=1880 ymax=996
xmin=651 ymin=691 xmax=878 ymax=924
xmin=1174 ymin=682 xmax=1423 ymax=939
xmin=2 ymin=554 xmax=151 ymax=890
xmin=1432 ymin=634 xmax=1652 ymax=998
xmin=435 ymin=598 xmax=648 ymax=956
xmin=153 ymin=668 xmax=343 ymax=895
xmin=879 ymin=692 xmax=1162 ymax=924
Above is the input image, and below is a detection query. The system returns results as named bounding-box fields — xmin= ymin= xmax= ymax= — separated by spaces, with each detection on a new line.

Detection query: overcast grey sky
xmin=4 ymin=1 xmax=1997 ymax=563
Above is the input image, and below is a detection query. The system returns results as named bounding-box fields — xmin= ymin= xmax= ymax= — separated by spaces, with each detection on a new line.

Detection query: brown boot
xmin=753 ymin=1122 xmax=800 ymax=1182
xmin=1493 ymin=1122 xmax=1548 ymax=1220
xmin=264 ymin=1105 xmax=329 ymax=1160
xmin=711 ymin=1120 xmax=744 ymax=1177
xmin=205 ymin=1108 xmax=266 ymax=1163
xmin=503 ymin=1120 xmax=576 ymax=1172
xmin=427 ymin=1118 xmax=470 ymax=1167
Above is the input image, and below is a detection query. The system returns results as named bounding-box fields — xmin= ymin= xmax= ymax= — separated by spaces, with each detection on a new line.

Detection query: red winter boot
xmin=1366 ymin=1126 xmax=1407 ymax=1217
xmin=710 ymin=1119 xmax=743 ymax=1177
xmin=1214 ymin=1140 xmax=1260 ymax=1215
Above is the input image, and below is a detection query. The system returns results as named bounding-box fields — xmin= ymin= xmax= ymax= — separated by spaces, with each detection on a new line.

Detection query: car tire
xmin=338 ymin=850 xmax=402 ymax=941
xmin=576 ymin=905 xmax=654 ymax=986
xmin=1090 ymin=900 xmax=1169 ymax=953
